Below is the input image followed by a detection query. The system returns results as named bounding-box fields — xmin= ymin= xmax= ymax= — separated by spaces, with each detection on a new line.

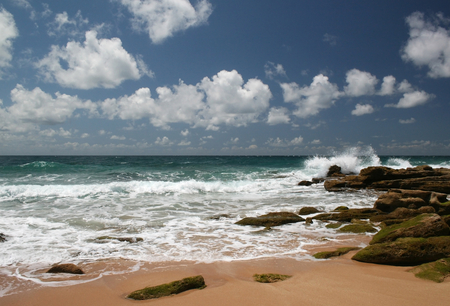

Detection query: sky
xmin=0 ymin=0 xmax=450 ymax=156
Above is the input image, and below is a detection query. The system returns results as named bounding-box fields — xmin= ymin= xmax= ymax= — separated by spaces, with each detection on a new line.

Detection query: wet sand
xmin=1 ymin=249 xmax=449 ymax=306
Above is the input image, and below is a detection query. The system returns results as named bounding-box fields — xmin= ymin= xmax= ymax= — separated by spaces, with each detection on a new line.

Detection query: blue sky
xmin=0 ymin=0 xmax=449 ymax=155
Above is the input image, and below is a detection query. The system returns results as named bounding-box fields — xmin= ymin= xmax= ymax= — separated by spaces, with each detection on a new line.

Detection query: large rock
xmin=374 ymin=189 xmax=448 ymax=213
xmin=352 ymin=236 xmax=450 ymax=265
xmin=409 ymin=258 xmax=450 ymax=283
xmin=47 ymin=263 xmax=84 ymax=274
xmin=298 ymin=207 xmax=320 ymax=215
xmin=310 ymin=208 xmax=382 ymax=223
xmin=369 ymin=214 xmax=450 ymax=245
xmin=324 ymin=166 xmax=450 ymax=193
xmin=235 ymin=212 xmax=304 ymax=227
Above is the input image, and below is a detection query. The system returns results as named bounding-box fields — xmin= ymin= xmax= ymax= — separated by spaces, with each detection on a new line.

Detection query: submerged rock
xmin=298 ymin=180 xmax=313 ymax=186
xmin=127 ymin=275 xmax=206 ymax=300
xmin=253 ymin=273 xmax=292 ymax=283
xmin=369 ymin=214 xmax=450 ymax=245
xmin=0 ymin=233 xmax=6 ymax=243
xmin=235 ymin=212 xmax=305 ymax=227
xmin=96 ymin=236 xmax=143 ymax=243
xmin=47 ymin=263 xmax=84 ymax=274
xmin=409 ymin=258 xmax=450 ymax=283
xmin=352 ymin=236 xmax=450 ymax=265
xmin=313 ymin=247 xmax=361 ymax=259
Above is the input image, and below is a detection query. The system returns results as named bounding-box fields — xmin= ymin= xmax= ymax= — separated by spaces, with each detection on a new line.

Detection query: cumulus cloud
xmin=47 ymin=11 xmax=89 ymax=37
xmin=399 ymin=118 xmax=416 ymax=124
xmin=267 ymin=107 xmax=290 ymax=125
xmin=155 ymin=136 xmax=173 ymax=146
xmin=120 ymin=0 xmax=213 ymax=44
xmin=402 ymin=12 xmax=450 ymax=78
xmin=111 ymin=135 xmax=126 ymax=140
xmin=266 ymin=136 xmax=303 ymax=147
xmin=385 ymin=90 xmax=434 ymax=108
xmin=344 ymin=69 xmax=378 ymax=97
xmin=0 ymin=8 xmax=19 ymax=77
xmin=351 ymin=103 xmax=374 ymax=116
xmin=281 ymin=74 xmax=342 ymax=118
xmin=264 ymin=62 xmax=287 ymax=79
xmin=36 ymin=30 xmax=152 ymax=89
xmin=378 ymin=75 xmax=396 ymax=96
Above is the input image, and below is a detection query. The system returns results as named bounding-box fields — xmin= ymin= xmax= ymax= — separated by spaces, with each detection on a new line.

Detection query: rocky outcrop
xmin=373 ymin=189 xmax=448 ymax=213
xmin=324 ymin=166 xmax=450 ymax=193
xmin=127 ymin=275 xmax=206 ymax=300
xmin=298 ymin=207 xmax=321 ymax=215
xmin=47 ymin=263 xmax=84 ymax=274
xmin=409 ymin=258 xmax=450 ymax=283
xmin=352 ymin=236 xmax=450 ymax=265
xmin=307 ymin=208 xmax=382 ymax=223
xmin=235 ymin=212 xmax=305 ymax=227
xmin=338 ymin=224 xmax=377 ymax=233
xmin=369 ymin=214 xmax=450 ymax=245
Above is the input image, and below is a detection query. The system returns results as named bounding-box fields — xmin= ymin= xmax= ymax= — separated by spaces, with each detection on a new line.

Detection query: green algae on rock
xmin=352 ymin=236 xmax=450 ymax=265
xmin=235 ymin=212 xmax=304 ymax=227
xmin=127 ymin=275 xmax=206 ymax=300
xmin=46 ymin=263 xmax=84 ymax=274
xmin=253 ymin=273 xmax=292 ymax=283
xmin=325 ymin=222 xmax=343 ymax=229
xmin=338 ymin=224 xmax=377 ymax=233
xmin=369 ymin=213 xmax=450 ymax=245
xmin=409 ymin=258 xmax=450 ymax=283
xmin=313 ymin=247 xmax=361 ymax=259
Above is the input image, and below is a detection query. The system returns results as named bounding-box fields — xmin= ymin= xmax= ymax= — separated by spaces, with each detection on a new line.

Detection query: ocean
xmin=1 ymin=147 xmax=450 ymax=293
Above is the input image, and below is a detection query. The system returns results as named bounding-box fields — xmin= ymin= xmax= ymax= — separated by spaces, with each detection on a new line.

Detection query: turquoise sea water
xmin=1 ymin=148 xmax=449 ymax=293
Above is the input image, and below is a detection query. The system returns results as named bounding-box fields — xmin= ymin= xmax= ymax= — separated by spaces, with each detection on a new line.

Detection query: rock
xmin=96 ymin=236 xmax=143 ymax=243
xmin=298 ymin=180 xmax=313 ymax=186
xmin=370 ymin=213 xmax=450 ymax=245
xmin=313 ymin=247 xmax=361 ymax=259
xmin=208 ymin=214 xmax=232 ymax=220
xmin=409 ymin=258 xmax=450 ymax=283
xmin=443 ymin=215 xmax=450 ymax=227
xmin=312 ymin=178 xmax=325 ymax=184
xmin=298 ymin=207 xmax=320 ymax=215
xmin=325 ymin=222 xmax=343 ymax=229
xmin=352 ymin=236 xmax=450 ymax=265
xmin=127 ymin=275 xmax=206 ymax=300
xmin=47 ymin=263 xmax=84 ymax=274
xmin=374 ymin=189 xmax=447 ymax=213
xmin=0 ymin=233 xmax=6 ymax=243
xmin=370 ymin=207 xmax=421 ymax=222
xmin=235 ymin=212 xmax=305 ymax=227
xmin=333 ymin=206 xmax=349 ymax=211
xmin=253 ymin=273 xmax=292 ymax=283
xmin=380 ymin=219 xmax=408 ymax=228
xmin=312 ymin=208 xmax=382 ymax=222
xmin=327 ymin=165 xmax=344 ymax=177
xmin=338 ymin=224 xmax=378 ymax=233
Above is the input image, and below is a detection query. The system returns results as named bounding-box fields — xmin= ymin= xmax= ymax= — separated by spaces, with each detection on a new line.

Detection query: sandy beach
xmin=1 ymin=248 xmax=449 ymax=306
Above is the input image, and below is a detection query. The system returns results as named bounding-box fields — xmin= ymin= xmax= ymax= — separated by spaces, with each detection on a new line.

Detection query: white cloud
xmin=351 ymin=103 xmax=374 ymax=116
xmin=181 ymin=129 xmax=190 ymax=136
xmin=36 ymin=30 xmax=151 ymax=89
xmin=267 ymin=107 xmax=290 ymax=125
xmin=47 ymin=11 xmax=89 ymax=37
xmin=385 ymin=90 xmax=434 ymax=108
xmin=281 ymin=74 xmax=342 ymax=118
xmin=39 ymin=128 xmax=72 ymax=138
xmin=402 ymin=12 xmax=450 ymax=78
xmin=344 ymin=69 xmax=378 ymax=97
xmin=266 ymin=136 xmax=303 ymax=147
xmin=378 ymin=75 xmax=396 ymax=96
xmin=399 ymin=118 xmax=416 ymax=124
xmin=397 ymin=80 xmax=413 ymax=93
xmin=0 ymin=8 xmax=19 ymax=77
xmin=81 ymin=133 xmax=90 ymax=138
xmin=264 ymin=62 xmax=287 ymax=79
xmin=111 ymin=135 xmax=126 ymax=140
xmin=155 ymin=136 xmax=173 ymax=146
xmin=323 ymin=33 xmax=338 ymax=46
xmin=178 ymin=140 xmax=191 ymax=146
xmin=311 ymin=139 xmax=321 ymax=145
xmin=120 ymin=0 xmax=213 ymax=44
xmin=0 ymin=85 xmax=96 ymax=133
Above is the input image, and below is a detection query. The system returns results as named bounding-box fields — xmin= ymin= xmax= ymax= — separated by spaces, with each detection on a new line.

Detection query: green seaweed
xmin=127 ymin=275 xmax=206 ymax=300
xmin=410 ymin=258 xmax=450 ymax=283
xmin=313 ymin=247 xmax=361 ymax=259
xmin=253 ymin=273 xmax=292 ymax=283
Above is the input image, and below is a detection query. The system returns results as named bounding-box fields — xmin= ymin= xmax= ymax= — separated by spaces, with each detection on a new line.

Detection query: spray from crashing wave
xmin=304 ymin=146 xmax=381 ymax=178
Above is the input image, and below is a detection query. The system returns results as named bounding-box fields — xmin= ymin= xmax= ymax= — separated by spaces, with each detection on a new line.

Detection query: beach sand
xmin=1 ymin=248 xmax=449 ymax=306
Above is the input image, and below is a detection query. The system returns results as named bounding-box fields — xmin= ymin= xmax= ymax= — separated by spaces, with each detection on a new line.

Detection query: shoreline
xmin=1 ymin=246 xmax=449 ymax=306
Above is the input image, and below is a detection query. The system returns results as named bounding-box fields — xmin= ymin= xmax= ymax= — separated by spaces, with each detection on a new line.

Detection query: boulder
xmin=127 ymin=275 xmax=206 ymax=300
xmin=370 ymin=207 xmax=421 ymax=222
xmin=47 ymin=263 xmax=84 ymax=274
xmin=298 ymin=207 xmax=320 ymax=215
xmin=409 ymin=258 xmax=450 ymax=283
xmin=352 ymin=236 xmax=450 ymax=265
xmin=311 ymin=208 xmax=382 ymax=222
xmin=313 ymin=247 xmax=361 ymax=259
xmin=338 ymin=224 xmax=377 ymax=233
xmin=298 ymin=180 xmax=313 ymax=186
xmin=374 ymin=189 xmax=447 ymax=213
xmin=327 ymin=165 xmax=344 ymax=177
xmin=333 ymin=206 xmax=349 ymax=211
xmin=235 ymin=212 xmax=304 ymax=227
xmin=370 ymin=214 xmax=450 ymax=245
xmin=253 ymin=273 xmax=292 ymax=283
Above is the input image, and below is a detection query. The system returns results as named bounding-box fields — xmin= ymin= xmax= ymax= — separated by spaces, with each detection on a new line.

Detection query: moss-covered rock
xmin=47 ymin=263 xmax=84 ymax=274
xmin=313 ymin=208 xmax=382 ymax=222
xmin=96 ymin=236 xmax=143 ymax=243
xmin=253 ymin=273 xmax=292 ymax=283
xmin=127 ymin=275 xmax=206 ymax=300
xmin=370 ymin=207 xmax=421 ymax=223
xmin=325 ymin=222 xmax=343 ymax=229
xmin=409 ymin=258 xmax=450 ymax=283
xmin=298 ymin=207 xmax=320 ymax=215
xmin=235 ymin=212 xmax=304 ymax=227
xmin=313 ymin=247 xmax=361 ymax=259
xmin=333 ymin=206 xmax=349 ymax=211
xmin=352 ymin=236 xmax=450 ymax=265
xmin=370 ymin=213 xmax=450 ymax=245
xmin=338 ymin=224 xmax=377 ymax=233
